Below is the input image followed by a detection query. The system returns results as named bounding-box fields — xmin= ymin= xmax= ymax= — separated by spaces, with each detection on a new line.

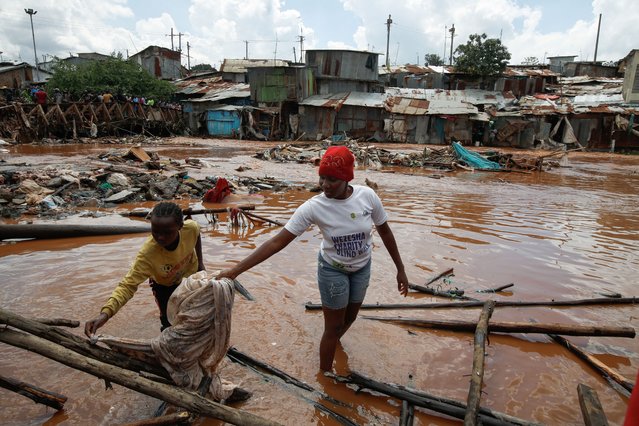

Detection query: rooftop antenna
xmin=385 ymin=14 xmax=392 ymax=68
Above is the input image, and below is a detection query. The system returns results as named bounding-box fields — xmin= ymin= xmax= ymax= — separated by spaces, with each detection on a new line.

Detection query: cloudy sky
xmin=1 ymin=0 xmax=636 ymax=70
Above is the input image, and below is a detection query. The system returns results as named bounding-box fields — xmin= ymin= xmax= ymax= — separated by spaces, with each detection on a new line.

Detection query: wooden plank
xmin=0 ymin=374 xmax=67 ymax=410
xmin=577 ymin=384 xmax=609 ymax=426
xmin=465 ymin=301 xmax=495 ymax=425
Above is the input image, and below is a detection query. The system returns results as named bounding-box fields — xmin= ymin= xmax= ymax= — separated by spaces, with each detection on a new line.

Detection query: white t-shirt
xmin=285 ymin=185 xmax=388 ymax=271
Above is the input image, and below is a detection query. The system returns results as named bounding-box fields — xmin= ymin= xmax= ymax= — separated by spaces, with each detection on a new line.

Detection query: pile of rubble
xmin=256 ymin=140 xmax=560 ymax=172
xmin=0 ymin=146 xmax=294 ymax=219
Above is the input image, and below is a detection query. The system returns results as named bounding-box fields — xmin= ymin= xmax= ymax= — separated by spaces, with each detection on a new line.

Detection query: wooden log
xmin=465 ymin=301 xmax=495 ymax=425
xmin=226 ymin=348 xmax=356 ymax=425
xmin=424 ymin=267 xmax=454 ymax=285
xmin=0 ymin=224 xmax=151 ymax=240
xmin=345 ymin=371 xmax=538 ymax=426
xmin=577 ymin=384 xmax=609 ymax=426
xmin=305 ymin=297 xmax=639 ymax=311
xmin=477 ymin=283 xmax=514 ymax=293
xmin=0 ymin=308 xmax=170 ymax=380
xmin=0 ymin=328 xmax=279 ymax=426
xmin=120 ymin=411 xmax=191 ymax=426
xmin=33 ymin=318 xmax=80 ymax=328
xmin=399 ymin=400 xmax=415 ymax=426
xmin=361 ymin=317 xmax=636 ymax=338
xmin=242 ymin=211 xmax=285 ymax=227
xmin=549 ymin=334 xmax=634 ymax=393
xmin=0 ymin=374 xmax=68 ymax=410
xmin=122 ymin=206 xmax=256 ymax=218
xmin=408 ymin=282 xmax=469 ymax=299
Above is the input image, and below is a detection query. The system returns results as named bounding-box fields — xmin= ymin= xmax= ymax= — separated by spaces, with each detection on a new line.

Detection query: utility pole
xmin=186 ymin=41 xmax=191 ymax=70
xmin=448 ymin=24 xmax=455 ymax=66
xmin=594 ymin=13 xmax=602 ymax=63
xmin=297 ymin=28 xmax=305 ymax=63
xmin=443 ymin=25 xmax=447 ymax=65
xmin=177 ymin=32 xmax=184 ymax=52
xmin=166 ymin=28 xmax=175 ymax=50
xmin=25 ymin=8 xmax=39 ymax=81
xmin=385 ymin=14 xmax=393 ymax=69
xmin=293 ymin=46 xmax=297 ymax=63
xmin=244 ymin=40 xmax=249 ymax=59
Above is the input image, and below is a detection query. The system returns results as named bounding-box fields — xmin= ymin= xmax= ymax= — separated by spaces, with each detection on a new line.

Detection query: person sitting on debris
xmin=216 ymin=146 xmax=409 ymax=372
xmin=53 ymin=88 xmax=63 ymax=105
xmin=34 ymin=88 xmax=48 ymax=112
xmin=85 ymin=201 xmax=205 ymax=336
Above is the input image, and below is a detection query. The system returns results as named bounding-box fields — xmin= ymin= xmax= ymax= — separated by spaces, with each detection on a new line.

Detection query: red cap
xmin=318 ymin=146 xmax=355 ymax=182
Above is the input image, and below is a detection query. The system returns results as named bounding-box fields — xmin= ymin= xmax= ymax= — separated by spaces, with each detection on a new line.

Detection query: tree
xmin=46 ymin=55 xmax=175 ymax=100
xmin=424 ymin=53 xmax=444 ymax=66
xmin=454 ymin=33 xmax=511 ymax=82
xmin=191 ymin=63 xmax=215 ymax=72
xmin=522 ymin=56 xmax=539 ymax=65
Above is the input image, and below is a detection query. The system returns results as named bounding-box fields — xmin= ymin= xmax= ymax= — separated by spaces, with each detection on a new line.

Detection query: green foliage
xmin=424 ymin=53 xmax=444 ymax=66
xmin=46 ymin=55 xmax=175 ymax=100
xmin=191 ymin=63 xmax=215 ymax=72
xmin=454 ymin=33 xmax=511 ymax=79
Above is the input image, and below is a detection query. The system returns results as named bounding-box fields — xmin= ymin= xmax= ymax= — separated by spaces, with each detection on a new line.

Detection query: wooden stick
xmin=577 ymin=384 xmax=609 ymax=426
xmin=121 ymin=206 xmax=256 ymax=218
xmin=0 ymin=374 xmax=68 ymax=410
xmin=120 ymin=411 xmax=191 ymax=426
xmin=361 ymin=317 xmax=636 ymax=338
xmin=242 ymin=211 xmax=284 ymax=227
xmin=477 ymin=284 xmax=514 ymax=293
xmin=0 ymin=328 xmax=280 ymax=426
xmin=0 ymin=224 xmax=151 ymax=240
xmin=305 ymin=297 xmax=639 ymax=311
xmin=33 ymin=318 xmax=80 ymax=327
xmin=399 ymin=400 xmax=415 ymax=426
xmin=549 ymin=334 xmax=634 ymax=393
xmin=465 ymin=301 xmax=495 ymax=425
xmin=0 ymin=309 xmax=170 ymax=380
xmin=344 ymin=371 xmax=538 ymax=425
xmin=424 ymin=267 xmax=454 ymax=285
xmin=408 ymin=283 xmax=469 ymax=299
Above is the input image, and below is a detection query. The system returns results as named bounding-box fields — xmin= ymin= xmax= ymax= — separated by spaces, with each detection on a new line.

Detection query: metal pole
xmin=594 ymin=13 xmax=602 ymax=63
xmin=386 ymin=14 xmax=392 ymax=69
xmin=449 ymin=24 xmax=455 ymax=66
xmin=25 ymin=8 xmax=40 ymax=82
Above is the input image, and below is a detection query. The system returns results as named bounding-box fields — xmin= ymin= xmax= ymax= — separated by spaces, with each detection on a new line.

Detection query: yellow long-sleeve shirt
xmin=101 ymin=220 xmax=200 ymax=318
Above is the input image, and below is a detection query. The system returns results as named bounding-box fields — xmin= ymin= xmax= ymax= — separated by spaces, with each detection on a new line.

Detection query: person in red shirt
xmin=34 ymin=88 xmax=48 ymax=112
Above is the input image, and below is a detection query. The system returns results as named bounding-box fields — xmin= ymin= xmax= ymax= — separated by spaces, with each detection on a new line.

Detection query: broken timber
xmin=465 ymin=301 xmax=495 ymax=426
xmin=408 ymin=282 xmax=469 ymax=299
xmin=361 ymin=317 xmax=636 ymax=338
xmin=0 ymin=374 xmax=68 ymax=410
xmin=0 ymin=223 xmax=151 ymax=240
xmin=305 ymin=297 xmax=639 ymax=311
xmin=0 ymin=328 xmax=279 ymax=426
xmin=577 ymin=384 xmax=609 ymax=426
xmin=120 ymin=411 xmax=191 ymax=426
xmin=122 ymin=205 xmax=256 ymax=218
xmin=342 ymin=371 xmax=539 ymax=426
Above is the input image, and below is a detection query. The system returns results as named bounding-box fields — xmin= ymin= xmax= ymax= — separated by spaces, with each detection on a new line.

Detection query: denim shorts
xmin=317 ymin=253 xmax=372 ymax=310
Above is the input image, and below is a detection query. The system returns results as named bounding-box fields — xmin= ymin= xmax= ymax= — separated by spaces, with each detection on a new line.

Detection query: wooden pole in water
xmin=0 ymin=224 xmax=151 ymax=240
xmin=0 ymin=328 xmax=280 ymax=426
xmin=577 ymin=384 xmax=609 ymax=426
xmin=120 ymin=411 xmax=192 ymax=426
xmin=362 ymin=316 xmax=636 ymax=338
xmin=122 ymin=205 xmax=256 ymax=218
xmin=305 ymin=297 xmax=639 ymax=311
xmin=465 ymin=301 xmax=495 ymax=425
xmin=0 ymin=374 xmax=68 ymax=410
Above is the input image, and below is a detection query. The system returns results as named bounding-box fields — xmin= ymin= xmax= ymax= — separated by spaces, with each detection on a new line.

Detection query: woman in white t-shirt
xmin=217 ymin=146 xmax=408 ymax=372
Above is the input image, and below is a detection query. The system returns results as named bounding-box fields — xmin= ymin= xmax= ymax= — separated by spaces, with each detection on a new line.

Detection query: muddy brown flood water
xmin=1 ymin=138 xmax=638 ymax=425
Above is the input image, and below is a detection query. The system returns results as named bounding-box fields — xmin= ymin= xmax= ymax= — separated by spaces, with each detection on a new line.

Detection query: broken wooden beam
xmin=0 ymin=309 xmax=169 ymax=380
xmin=0 ymin=374 xmax=68 ymax=410
xmin=577 ymin=384 xmax=609 ymax=426
xmin=122 ymin=205 xmax=256 ymax=218
xmin=477 ymin=284 xmax=514 ymax=293
xmin=361 ymin=317 xmax=636 ymax=338
xmin=408 ymin=282 xmax=469 ymax=299
xmin=549 ymin=334 xmax=634 ymax=393
xmin=0 ymin=328 xmax=279 ymax=426
xmin=33 ymin=318 xmax=80 ymax=327
xmin=343 ymin=371 xmax=539 ymax=425
xmin=465 ymin=300 xmax=495 ymax=425
xmin=0 ymin=224 xmax=151 ymax=240
xmin=305 ymin=297 xmax=639 ymax=311
xmin=399 ymin=400 xmax=415 ymax=426
xmin=424 ymin=267 xmax=454 ymax=285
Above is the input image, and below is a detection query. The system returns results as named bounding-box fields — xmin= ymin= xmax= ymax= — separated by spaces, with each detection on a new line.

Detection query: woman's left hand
xmin=397 ymin=270 xmax=408 ymax=297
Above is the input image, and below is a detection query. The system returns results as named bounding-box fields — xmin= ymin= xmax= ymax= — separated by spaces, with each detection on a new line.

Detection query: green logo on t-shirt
xmin=350 ymin=212 xmax=356 ymax=219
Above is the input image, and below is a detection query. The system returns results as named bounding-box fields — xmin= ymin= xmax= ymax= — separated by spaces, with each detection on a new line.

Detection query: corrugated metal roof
xmin=384 ymin=95 xmax=477 ymax=115
xmin=220 ymin=59 xmax=290 ymax=74
xmin=299 ymin=93 xmax=350 ymax=109
xmin=385 ymin=88 xmax=513 ymax=106
xmin=300 ymin=92 xmax=386 ymax=108
xmin=191 ymin=83 xmax=250 ymax=103
xmin=502 ymin=67 xmax=560 ymax=77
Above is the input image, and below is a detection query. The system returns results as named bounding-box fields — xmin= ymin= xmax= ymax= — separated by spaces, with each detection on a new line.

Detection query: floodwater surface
xmin=0 ymin=139 xmax=638 ymax=425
